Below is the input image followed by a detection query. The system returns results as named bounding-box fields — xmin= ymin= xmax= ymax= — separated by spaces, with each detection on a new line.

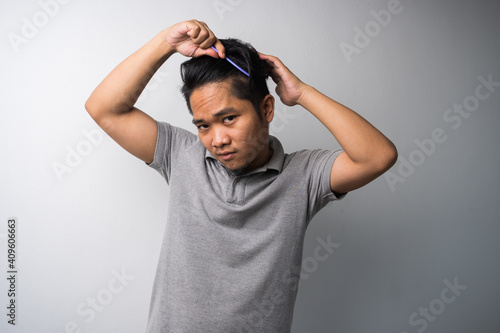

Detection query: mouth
xmin=217 ymin=151 xmax=236 ymax=161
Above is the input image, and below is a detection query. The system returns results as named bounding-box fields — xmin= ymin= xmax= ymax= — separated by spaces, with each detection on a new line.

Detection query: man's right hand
xmin=85 ymin=20 xmax=223 ymax=164
xmin=164 ymin=20 xmax=225 ymax=59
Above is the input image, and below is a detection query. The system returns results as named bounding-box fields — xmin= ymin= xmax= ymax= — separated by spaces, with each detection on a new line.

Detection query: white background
xmin=1 ymin=0 xmax=499 ymax=332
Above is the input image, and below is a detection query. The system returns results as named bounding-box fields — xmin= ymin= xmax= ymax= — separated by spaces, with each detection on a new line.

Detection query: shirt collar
xmin=204 ymin=135 xmax=285 ymax=175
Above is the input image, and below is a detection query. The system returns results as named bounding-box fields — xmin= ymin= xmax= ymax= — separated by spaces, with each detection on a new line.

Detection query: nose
xmin=212 ymin=127 xmax=231 ymax=148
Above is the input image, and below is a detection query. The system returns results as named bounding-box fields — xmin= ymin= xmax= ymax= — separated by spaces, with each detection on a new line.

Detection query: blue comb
xmin=211 ymin=46 xmax=250 ymax=77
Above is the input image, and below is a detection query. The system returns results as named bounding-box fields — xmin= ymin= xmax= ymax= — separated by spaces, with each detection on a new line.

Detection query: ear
xmin=260 ymin=94 xmax=275 ymax=123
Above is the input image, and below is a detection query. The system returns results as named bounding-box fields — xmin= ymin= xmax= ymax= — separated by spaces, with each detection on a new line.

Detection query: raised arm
xmin=259 ymin=53 xmax=397 ymax=194
xmin=85 ymin=20 xmax=225 ymax=163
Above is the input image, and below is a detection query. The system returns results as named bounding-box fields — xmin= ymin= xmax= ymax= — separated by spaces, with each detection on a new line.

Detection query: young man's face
xmin=190 ymin=81 xmax=274 ymax=173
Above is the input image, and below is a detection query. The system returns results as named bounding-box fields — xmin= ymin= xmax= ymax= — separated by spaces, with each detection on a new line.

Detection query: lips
xmin=217 ymin=151 xmax=236 ymax=161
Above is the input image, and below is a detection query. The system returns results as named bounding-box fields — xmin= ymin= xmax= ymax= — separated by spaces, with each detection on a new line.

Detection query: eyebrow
xmin=192 ymin=107 xmax=238 ymax=125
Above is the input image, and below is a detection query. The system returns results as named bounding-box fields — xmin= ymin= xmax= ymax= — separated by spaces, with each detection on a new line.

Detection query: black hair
xmin=180 ymin=38 xmax=271 ymax=119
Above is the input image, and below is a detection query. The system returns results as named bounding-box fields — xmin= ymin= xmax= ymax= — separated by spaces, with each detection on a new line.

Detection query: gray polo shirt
xmin=146 ymin=121 xmax=345 ymax=333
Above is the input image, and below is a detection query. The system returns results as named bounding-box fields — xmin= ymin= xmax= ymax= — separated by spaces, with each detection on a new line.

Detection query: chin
xmin=222 ymin=160 xmax=248 ymax=173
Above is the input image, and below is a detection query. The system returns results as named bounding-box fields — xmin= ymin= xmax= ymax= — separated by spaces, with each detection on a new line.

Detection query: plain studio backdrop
xmin=1 ymin=0 xmax=499 ymax=332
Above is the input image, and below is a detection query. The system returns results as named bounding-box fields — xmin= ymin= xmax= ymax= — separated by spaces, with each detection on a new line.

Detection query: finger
xmin=270 ymin=69 xmax=285 ymax=86
xmin=198 ymin=29 xmax=217 ymax=50
xmin=191 ymin=27 xmax=210 ymax=45
xmin=269 ymin=71 xmax=282 ymax=85
xmin=197 ymin=21 xmax=223 ymax=56
xmin=212 ymin=39 xmax=225 ymax=58
xmin=190 ymin=21 xmax=221 ymax=58
xmin=258 ymin=52 xmax=273 ymax=61
xmin=185 ymin=20 xmax=202 ymax=40
xmin=264 ymin=55 xmax=283 ymax=70
xmin=185 ymin=20 xmax=208 ymax=46
xmin=260 ymin=55 xmax=281 ymax=81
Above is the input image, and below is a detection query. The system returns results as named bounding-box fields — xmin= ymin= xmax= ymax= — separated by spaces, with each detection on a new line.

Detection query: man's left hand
xmin=259 ymin=53 xmax=308 ymax=107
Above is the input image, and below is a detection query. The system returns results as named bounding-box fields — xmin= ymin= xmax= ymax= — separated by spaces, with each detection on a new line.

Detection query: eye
xmin=197 ymin=124 xmax=208 ymax=130
xmin=223 ymin=116 xmax=237 ymax=123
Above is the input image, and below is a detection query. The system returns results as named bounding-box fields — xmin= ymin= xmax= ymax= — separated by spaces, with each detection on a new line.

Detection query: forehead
xmin=190 ymin=81 xmax=252 ymax=118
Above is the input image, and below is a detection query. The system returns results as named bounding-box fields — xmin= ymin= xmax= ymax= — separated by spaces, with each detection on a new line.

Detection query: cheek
xmin=241 ymin=125 xmax=268 ymax=149
xmin=235 ymin=130 xmax=268 ymax=160
xmin=233 ymin=131 xmax=257 ymax=150
xmin=198 ymin=134 xmax=211 ymax=150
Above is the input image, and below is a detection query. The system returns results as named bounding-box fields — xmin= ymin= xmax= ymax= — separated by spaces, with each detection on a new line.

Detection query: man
xmin=85 ymin=20 xmax=397 ymax=332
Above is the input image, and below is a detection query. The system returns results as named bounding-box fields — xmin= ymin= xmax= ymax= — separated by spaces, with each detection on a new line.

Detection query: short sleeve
xmin=319 ymin=149 xmax=347 ymax=203
xmin=147 ymin=121 xmax=198 ymax=183
xmin=288 ymin=148 xmax=347 ymax=222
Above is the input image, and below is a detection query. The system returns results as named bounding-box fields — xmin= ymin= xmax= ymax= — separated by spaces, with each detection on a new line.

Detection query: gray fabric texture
xmin=146 ymin=121 xmax=345 ymax=333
